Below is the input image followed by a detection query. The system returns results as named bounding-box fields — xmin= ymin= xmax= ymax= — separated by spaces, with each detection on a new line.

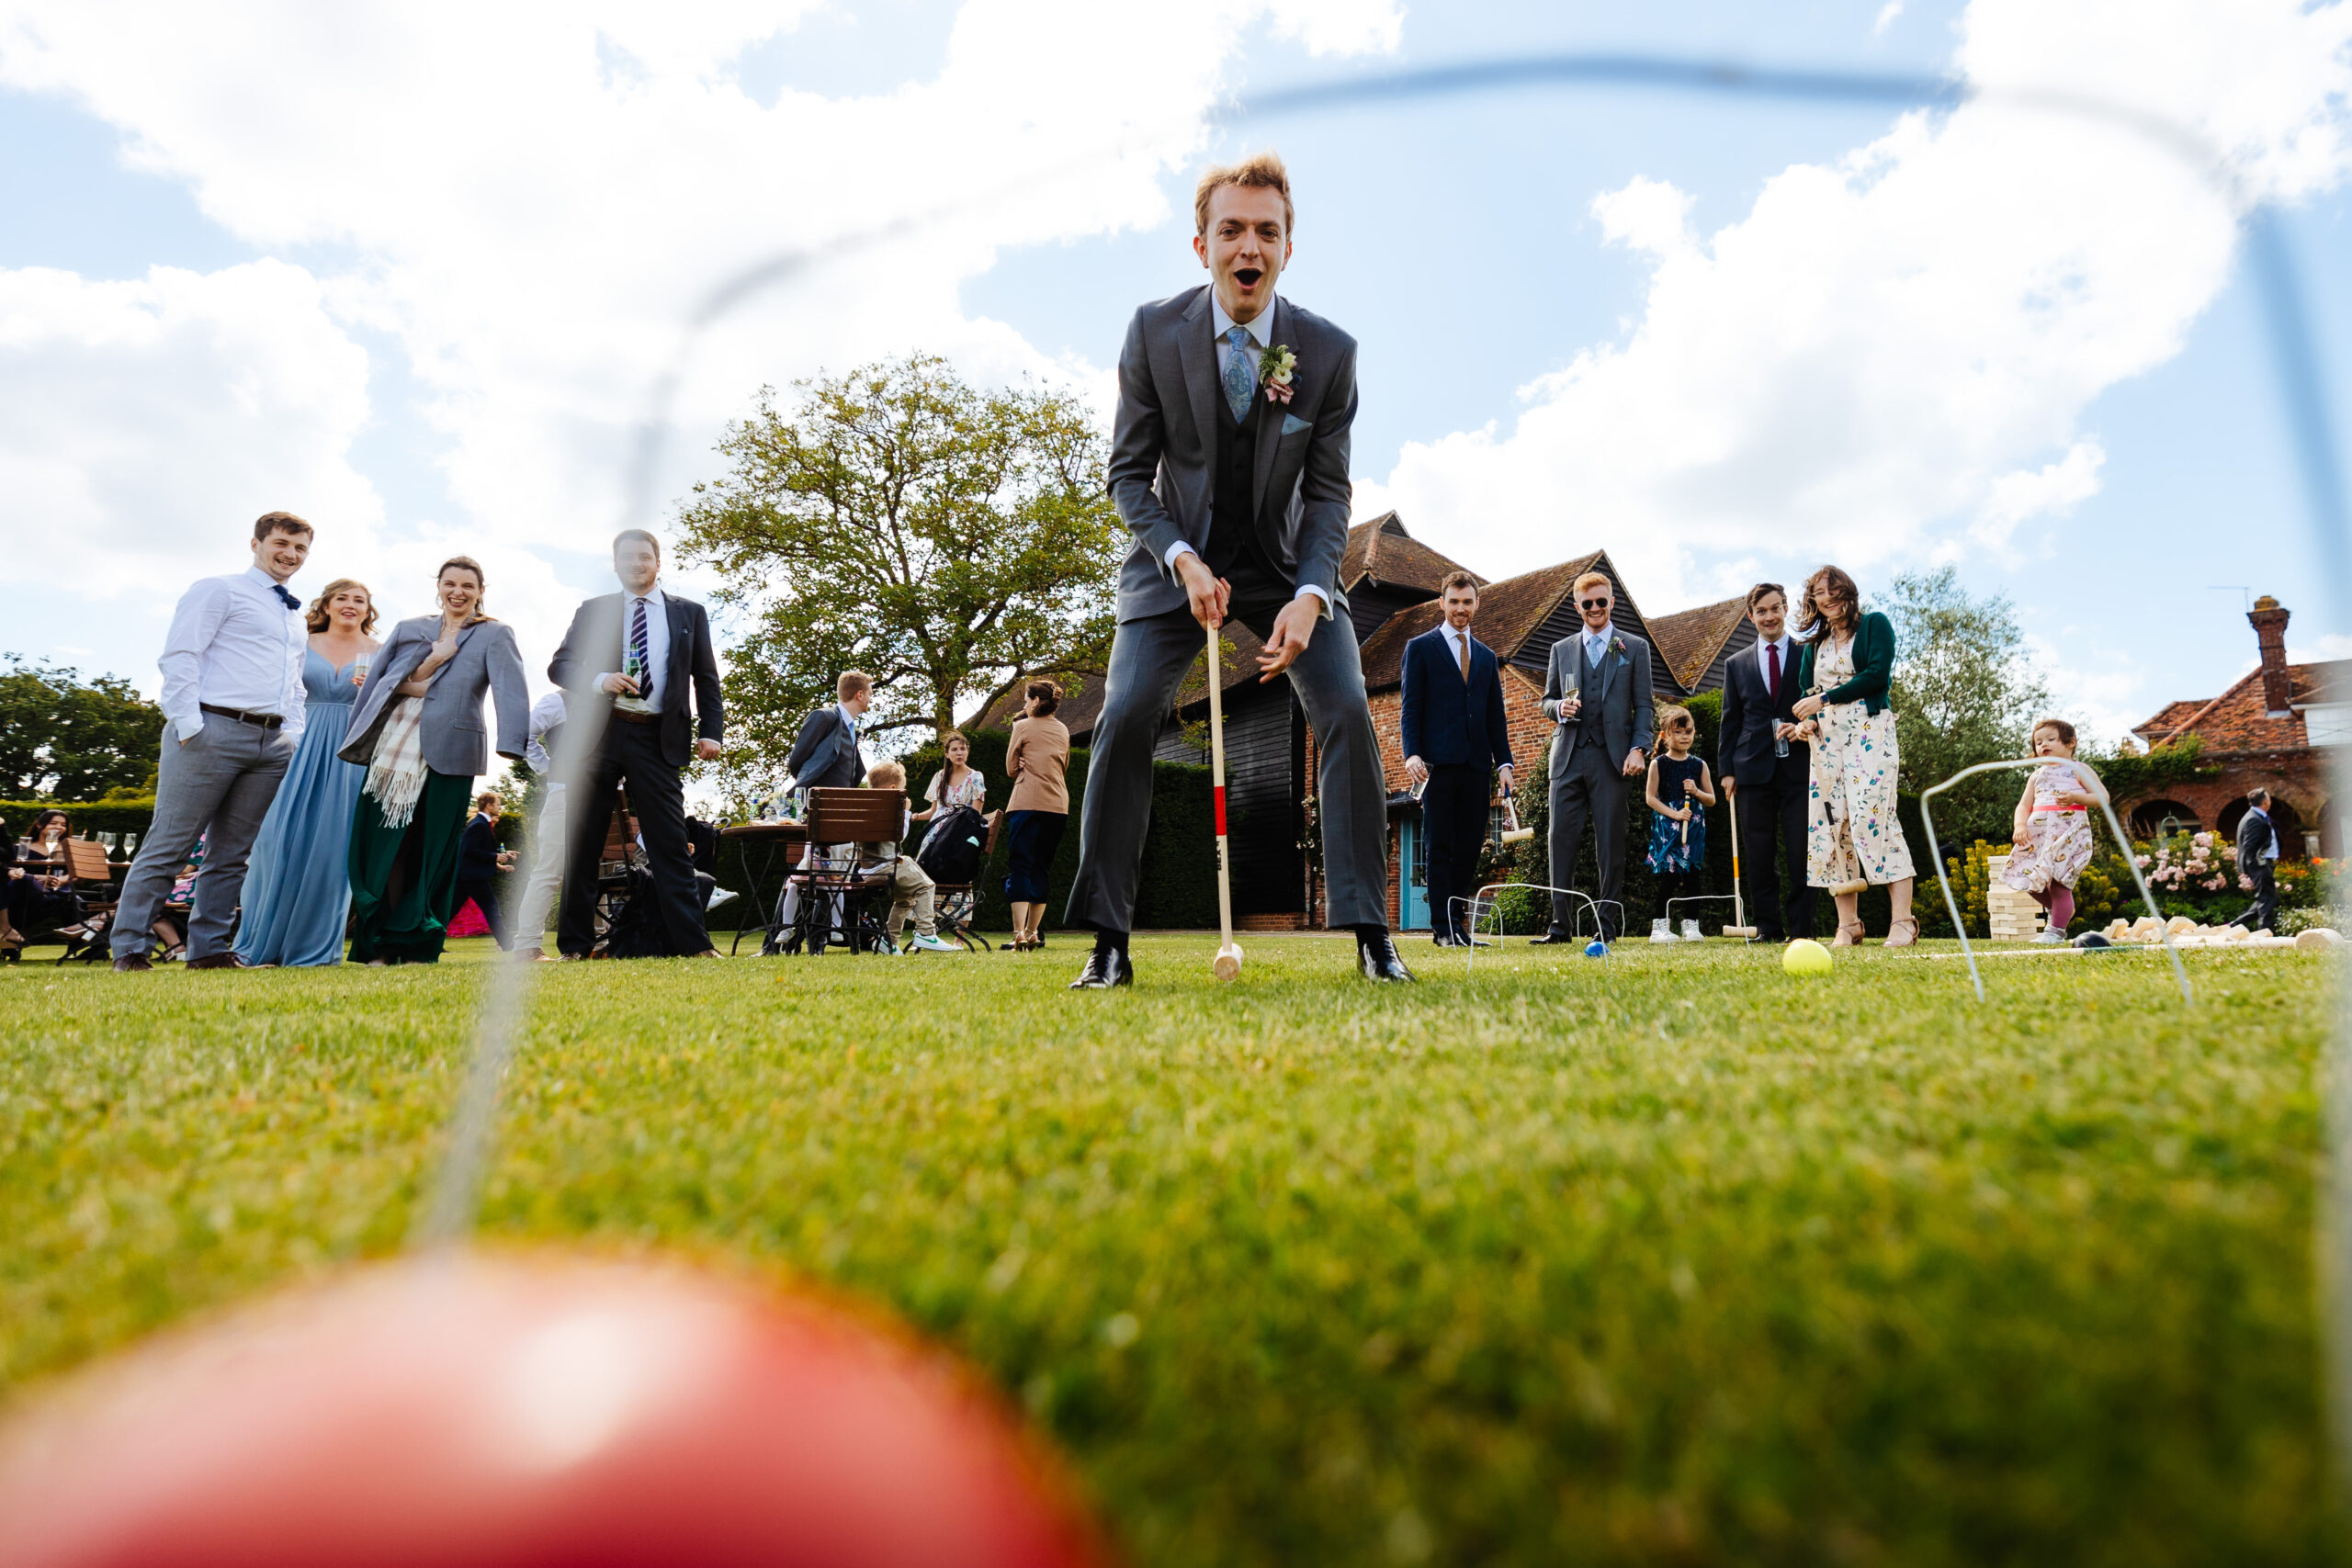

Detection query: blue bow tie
xmin=271 ymin=584 xmax=300 ymax=611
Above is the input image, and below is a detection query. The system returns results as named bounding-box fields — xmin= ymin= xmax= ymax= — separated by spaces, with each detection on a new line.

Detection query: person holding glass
xmin=233 ymin=578 xmax=381 ymax=965
xmin=1788 ymin=565 xmax=1920 ymax=948
xmin=340 ymin=557 xmax=528 ymax=964
xmin=7 ymin=808 xmax=95 ymax=953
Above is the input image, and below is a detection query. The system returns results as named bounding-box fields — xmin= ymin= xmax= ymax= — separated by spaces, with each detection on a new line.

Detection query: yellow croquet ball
xmin=1782 ymin=939 xmax=1833 ymax=976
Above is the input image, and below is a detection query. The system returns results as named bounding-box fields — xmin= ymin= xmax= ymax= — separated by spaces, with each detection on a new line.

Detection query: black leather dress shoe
xmin=111 ymin=953 xmax=153 ymax=973
xmin=1358 ymin=932 xmax=1416 ymax=982
xmin=1069 ymin=949 xmax=1134 ymax=989
xmin=185 ymin=953 xmax=249 ymax=970
xmin=1529 ymin=932 xmax=1577 ymax=945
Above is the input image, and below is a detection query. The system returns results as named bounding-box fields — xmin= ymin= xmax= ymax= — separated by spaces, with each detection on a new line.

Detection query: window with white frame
xmin=2302 ymin=703 xmax=2352 ymax=748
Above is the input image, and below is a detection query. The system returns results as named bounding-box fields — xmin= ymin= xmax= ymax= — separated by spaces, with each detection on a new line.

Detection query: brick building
xmin=980 ymin=513 xmax=1757 ymax=931
xmin=2123 ymin=595 xmax=2346 ymax=857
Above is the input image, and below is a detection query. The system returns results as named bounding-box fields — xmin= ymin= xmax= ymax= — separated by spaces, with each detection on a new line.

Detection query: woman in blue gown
xmin=233 ymin=579 xmax=380 ymax=966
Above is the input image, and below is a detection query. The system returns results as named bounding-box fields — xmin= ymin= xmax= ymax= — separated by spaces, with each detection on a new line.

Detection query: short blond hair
xmin=865 ymin=760 xmax=906 ymax=791
xmin=1194 ymin=151 xmax=1294 ymax=235
xmin=837 ymin=670 xmax=873 ymax=701
xmin=1572 ymin=570 xmax=1611 ymax=599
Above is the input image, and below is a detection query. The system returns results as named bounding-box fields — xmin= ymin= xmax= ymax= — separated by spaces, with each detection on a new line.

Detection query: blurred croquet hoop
xmin=1922 ymin=756 xmax=2190 ymax=1005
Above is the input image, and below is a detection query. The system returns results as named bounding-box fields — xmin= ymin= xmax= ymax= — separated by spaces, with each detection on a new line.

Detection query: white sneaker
xmin=907 ymin=933 xmax=960 ymax=953
xmin=1648 ymin=919 xmax=1678 ymax=943
xmin=1679 ymin=919 xmax=1703 ymax=941
xmin=706 ymin=888 xmax=738 ymax=911
xmin=2032 ymin=928 xmax=2067 ymax=945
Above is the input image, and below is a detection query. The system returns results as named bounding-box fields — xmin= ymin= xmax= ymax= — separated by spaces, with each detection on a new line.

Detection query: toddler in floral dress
xmin=2000 ymin=717 xmax=2109 ymax=942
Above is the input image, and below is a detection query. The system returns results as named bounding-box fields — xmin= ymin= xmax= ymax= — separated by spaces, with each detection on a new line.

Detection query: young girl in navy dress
xmin=1644 ymin=706 xmax=1715 ymax=939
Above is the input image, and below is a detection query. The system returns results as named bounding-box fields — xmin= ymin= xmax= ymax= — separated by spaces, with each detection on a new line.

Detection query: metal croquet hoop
xmin=1456 ymin=886 xmax=1622 ymax=974
xmin=1921 ymin=756 xmax=2192 ymax=1005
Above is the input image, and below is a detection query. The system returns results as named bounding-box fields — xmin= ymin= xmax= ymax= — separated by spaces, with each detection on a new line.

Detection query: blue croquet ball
xmin=1583 ymin=939 xmax=1609 ymax=958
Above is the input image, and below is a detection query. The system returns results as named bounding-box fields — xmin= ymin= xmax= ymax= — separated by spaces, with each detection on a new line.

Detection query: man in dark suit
xmin=548 ymin=528 xmax=725 ymax=960
xmin=1533 ymin=570 xmax=1653 ymax=945
xmin=2232 ymin=786 xmax=2281 ymax=931
xmin=1063 ymin=149 xmax=1406 ymax=987
xmin=1717 ymin=581 xmax=1813 ymax=943
xmin=1401 ymin=571 xmax=1515 ymax=947
xmin=786 ymin=671 xmax=872 ymax=793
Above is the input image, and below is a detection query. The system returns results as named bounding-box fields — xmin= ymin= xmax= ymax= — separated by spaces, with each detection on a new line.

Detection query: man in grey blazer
xmin=1534 ymin=570 xmax=1654 ymax=944
xmin=1064 ymin=150 xmax=1407 ymax=987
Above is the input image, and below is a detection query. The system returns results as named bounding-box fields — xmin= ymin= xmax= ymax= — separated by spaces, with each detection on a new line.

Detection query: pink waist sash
xmin=2031 ymin=804 xmax=2086 ymax=814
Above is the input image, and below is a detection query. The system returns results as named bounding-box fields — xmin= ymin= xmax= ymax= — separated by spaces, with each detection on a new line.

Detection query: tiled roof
xmin=2130 ymin=659 xmax=2347 ymax=754
xmin=1359 ymin=553 xmax=1600 ymax=693
xmin=1340 ymin=512 xmax=1483 ymax=594
xmin=967 ymin=625 xmax=1269 ymax=740
xmin=1646 ymin=596 xmax=1751 ymax=694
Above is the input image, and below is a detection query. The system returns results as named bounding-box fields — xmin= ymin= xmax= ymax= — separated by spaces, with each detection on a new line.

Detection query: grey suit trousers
xmin=1068 ymin=592 xmax=1388 ymax=932
xmin=113 ymin=718 xmax=296 ymax=959
xmin=1548 ymin=740 xmax=1629 ymax=941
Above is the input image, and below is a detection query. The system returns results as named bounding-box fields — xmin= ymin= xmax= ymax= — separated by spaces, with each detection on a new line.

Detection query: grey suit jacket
xmin=1105 ymin=288 xmax=1358 ymax=623
xmin=786 ymin=705 xmax=865 ymax=792
xmin=340 ymin=616 xmax=530 ymax=777
xmin=1541 ymin=630 xmax=1656 ymax=772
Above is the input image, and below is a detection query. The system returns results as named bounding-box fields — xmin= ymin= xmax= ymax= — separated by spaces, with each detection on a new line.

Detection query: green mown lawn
xmin=2 ymin=935 xmax=2339 ymax=1563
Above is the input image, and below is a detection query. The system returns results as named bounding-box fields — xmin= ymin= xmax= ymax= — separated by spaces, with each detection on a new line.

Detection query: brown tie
xmin=1457 ymin=633 xmax=1471 ymax=683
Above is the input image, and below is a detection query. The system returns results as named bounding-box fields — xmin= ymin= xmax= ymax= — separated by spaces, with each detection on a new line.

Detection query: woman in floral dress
xmin=1790 ymin=565 xmax=1919 ymax=947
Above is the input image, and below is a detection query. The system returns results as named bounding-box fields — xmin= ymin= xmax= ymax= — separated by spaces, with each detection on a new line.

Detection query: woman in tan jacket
xmin=1001 ymin=680 xmax=1071 ymax=952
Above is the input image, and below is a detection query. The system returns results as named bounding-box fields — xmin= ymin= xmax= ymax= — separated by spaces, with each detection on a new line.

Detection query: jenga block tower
xmin=1984 ymin=855 xmax=2046 ymax=942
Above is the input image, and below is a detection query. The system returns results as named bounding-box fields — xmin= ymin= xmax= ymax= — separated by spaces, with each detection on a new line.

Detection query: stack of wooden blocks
xmin=1984 ymin=854 xmax=2046 ymax=942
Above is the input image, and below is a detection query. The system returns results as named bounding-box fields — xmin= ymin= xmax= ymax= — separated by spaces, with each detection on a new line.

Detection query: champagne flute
xmin=352 ymin=655 xmax=370 ymax=691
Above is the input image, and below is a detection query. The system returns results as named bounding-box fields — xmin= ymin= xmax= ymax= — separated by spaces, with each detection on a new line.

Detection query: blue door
xmin=1398 ymin=812 xmax=1429 ymax=931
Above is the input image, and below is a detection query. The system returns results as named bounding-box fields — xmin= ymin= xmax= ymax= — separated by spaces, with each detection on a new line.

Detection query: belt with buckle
xmin=199 ymin=704 xmax=283 ymax=729
xmin=610 ymin=706 xmax=659 ymax=725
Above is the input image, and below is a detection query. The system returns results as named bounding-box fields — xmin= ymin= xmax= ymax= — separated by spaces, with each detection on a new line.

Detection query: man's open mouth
xmin=1233 ymin=267 xmax=1263 ymax=288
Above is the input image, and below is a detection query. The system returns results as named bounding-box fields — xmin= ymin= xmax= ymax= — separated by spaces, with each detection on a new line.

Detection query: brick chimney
xmin=2248 ymin=595 xmax=2293 ymax=717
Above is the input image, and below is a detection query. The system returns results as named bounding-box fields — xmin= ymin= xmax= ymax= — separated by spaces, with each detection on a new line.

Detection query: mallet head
xmin=1214 ymin=942 xmax=1243 ymax=981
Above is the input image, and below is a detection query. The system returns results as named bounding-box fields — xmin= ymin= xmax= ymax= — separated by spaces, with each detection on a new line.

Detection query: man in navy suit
xmin=1402 ymin=571 xmax=1516 ymax=947
xmin=1716 ymin=582 xmax=1812 ymax=942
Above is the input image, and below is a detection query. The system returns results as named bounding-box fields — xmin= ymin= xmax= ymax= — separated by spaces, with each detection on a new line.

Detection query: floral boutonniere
xmin=1258 ymin=343 xmax=1297 ymax=404
xmin=1611 ymin=635 xmax=1627 ymax=659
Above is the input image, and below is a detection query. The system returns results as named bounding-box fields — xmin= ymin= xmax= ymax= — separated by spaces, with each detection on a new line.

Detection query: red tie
xmin=1767 ymin=641 xmax=1781 ymax=705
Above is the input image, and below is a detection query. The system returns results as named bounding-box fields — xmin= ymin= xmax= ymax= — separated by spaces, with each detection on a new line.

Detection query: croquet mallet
xmin=1207 ymin=624 xmax=1242 ymax=981
xmin=1721 ymin=786 xmax=1757 ymax=939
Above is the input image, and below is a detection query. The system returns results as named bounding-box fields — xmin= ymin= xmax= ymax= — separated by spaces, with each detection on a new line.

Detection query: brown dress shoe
xmin=185 ymin=953 xmax=250 ymax=970
xmin=112 ymin=953 xmax=153 ymax=973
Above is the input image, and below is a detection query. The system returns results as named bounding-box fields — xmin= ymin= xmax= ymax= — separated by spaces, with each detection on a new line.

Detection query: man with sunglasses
xmin=1533 ymin=571 xmax=1653 ymax=944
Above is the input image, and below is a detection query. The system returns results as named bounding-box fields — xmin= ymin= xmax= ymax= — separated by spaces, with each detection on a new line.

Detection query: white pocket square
xmin=1281 ymin=413 xmax=1312 ymax=435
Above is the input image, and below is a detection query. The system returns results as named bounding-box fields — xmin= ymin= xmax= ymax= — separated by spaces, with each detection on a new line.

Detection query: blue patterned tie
xmin=1221 ymin=325 xmax=1255 ymax=423
xmin=628 ymin=596 xmax=650 ymax=693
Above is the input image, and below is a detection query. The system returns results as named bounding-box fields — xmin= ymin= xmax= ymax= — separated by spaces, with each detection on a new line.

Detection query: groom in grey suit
xmin=1535 ymin=570 xmax=1654 ymax=944
xmin=1065 ymin=151 xmax=1408 ymax=986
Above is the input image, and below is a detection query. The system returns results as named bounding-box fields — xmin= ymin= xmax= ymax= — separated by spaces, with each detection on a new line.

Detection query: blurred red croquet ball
xmin=0 ymin=1252 xmax=1108 ymax=1568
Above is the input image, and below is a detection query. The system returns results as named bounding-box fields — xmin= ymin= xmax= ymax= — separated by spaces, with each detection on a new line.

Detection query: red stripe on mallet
xmin=1214 ymin=785 xmax=1227 ymax=837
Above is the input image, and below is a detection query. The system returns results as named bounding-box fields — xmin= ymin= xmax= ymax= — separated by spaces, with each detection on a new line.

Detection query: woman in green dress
xmin=341 ymin=557 xmax=529 ymax=964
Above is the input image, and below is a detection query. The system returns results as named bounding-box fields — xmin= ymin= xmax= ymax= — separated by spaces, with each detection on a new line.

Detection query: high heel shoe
xmin=1883 ymin=917 xmax=1920 ymax=949
xmin=1831 ymin=921 xmax=1866 ymax=948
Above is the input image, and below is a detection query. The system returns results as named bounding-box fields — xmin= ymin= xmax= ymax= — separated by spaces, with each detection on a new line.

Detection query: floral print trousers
xmin=1807 ymin=704 xmax=1916 ymax=888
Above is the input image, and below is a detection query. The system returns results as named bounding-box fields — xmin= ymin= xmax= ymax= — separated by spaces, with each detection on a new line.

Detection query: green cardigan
xmin=1794 ymin=610 xmax=1894 ymax=716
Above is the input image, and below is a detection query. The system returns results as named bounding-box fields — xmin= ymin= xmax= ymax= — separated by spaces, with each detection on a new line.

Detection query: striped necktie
xmin=628 ymin=597 xmax=650 ymax=693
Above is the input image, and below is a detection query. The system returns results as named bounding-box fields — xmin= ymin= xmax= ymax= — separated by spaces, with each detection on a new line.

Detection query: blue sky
xmin=2 ymin=0 xmax=2347 ymax=745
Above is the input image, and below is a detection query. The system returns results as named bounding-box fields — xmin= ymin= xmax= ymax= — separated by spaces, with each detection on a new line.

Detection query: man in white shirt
xmin=509 ymin=689 xmax=571 ymax=959
xmin=112 ymin=513 xmax=312 ymax=971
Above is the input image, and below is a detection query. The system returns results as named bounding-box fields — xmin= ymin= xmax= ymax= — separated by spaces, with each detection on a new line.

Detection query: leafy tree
xmin=675 ymin=355 xmax=1124 ymax=794
xmin=1883 ymin=567 xmax=2052 ymax=849
xmin=0 ymin=654 xmax=164 ymax=799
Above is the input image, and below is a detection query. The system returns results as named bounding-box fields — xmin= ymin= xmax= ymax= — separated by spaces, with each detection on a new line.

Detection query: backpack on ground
xmin=916 ymin=804 xmax=987 ymax=886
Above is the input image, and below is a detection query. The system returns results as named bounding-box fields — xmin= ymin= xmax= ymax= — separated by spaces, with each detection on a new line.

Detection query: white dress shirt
xmin=1161 ymin=294 xmax=1331 ymax=617
xmin=1442 ymin=622 xmax=1476 ymax=675
xmin=602 ymin=584 xmax=669 ymax=713
xmin=158 ymin=566 xmax=308 ymax=741
xmin=525 ymin=690 xmax=570 ymax=785
xmin=1580 ymin=621 xmax=1617 ymax=666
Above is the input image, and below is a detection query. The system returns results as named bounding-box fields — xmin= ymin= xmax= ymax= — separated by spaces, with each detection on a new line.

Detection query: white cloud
xmin=0 ymin=0 xmax=1402 ymax=680
xmin=1363 ymin=0 xmax=2352 ymax=609
xmin=0 ymin=259 xmax=379 ymax=600
xmin=1872 ymin=2 xmax=1905 ymax=38
xmin=2021 ymin=630 xmax=2149 ymax=750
